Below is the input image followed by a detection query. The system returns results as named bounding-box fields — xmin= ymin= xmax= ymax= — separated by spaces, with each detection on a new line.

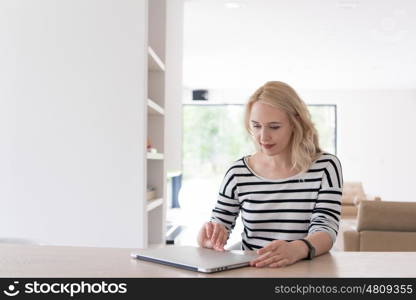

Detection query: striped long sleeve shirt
xmin=210 ymin=152 xmax=343 ymax=250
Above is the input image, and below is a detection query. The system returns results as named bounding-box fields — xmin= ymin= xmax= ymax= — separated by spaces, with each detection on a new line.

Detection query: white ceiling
xmin=183 ymin=0 xmax=416 ymax=90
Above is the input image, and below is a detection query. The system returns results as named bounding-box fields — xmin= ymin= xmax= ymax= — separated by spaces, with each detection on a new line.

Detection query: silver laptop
xmin=131 ymin=245 xmax=258 ymax=273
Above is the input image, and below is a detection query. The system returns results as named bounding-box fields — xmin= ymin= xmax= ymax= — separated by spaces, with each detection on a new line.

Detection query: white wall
xmin=185 ymin=87 xmax=416 ymax=203
xmin=0 ymin=0 xmax=147 ymax=247
xmin=303 ymin=89 xmax=416 ymax=202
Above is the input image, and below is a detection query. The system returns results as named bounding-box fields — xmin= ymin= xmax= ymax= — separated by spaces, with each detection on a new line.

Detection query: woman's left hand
xmin=250 ymin=240 xmax=307 ymax=268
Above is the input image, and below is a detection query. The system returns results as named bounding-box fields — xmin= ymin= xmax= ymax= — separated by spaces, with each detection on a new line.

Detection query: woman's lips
xmin=261 ymin=143 xmax=275 ymax=149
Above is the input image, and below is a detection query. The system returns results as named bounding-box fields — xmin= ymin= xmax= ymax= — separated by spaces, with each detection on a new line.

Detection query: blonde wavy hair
xmin=244 ymin=81 xmax=322 ymax=172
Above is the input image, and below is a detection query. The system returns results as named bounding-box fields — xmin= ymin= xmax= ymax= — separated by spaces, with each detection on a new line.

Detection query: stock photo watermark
xmin=2 ymin=280 xmax=127 ymax=297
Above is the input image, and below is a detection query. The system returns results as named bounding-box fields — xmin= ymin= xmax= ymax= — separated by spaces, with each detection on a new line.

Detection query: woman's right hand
xmin=197 ymin=221 xmax=228 ymax=251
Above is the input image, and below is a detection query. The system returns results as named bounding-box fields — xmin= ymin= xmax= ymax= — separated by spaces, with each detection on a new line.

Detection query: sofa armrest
xmin=353 ymin=194 xmax=381 ymax=206
xmin=343 ymin=230 xmax=360 ymax=251
xmin=365 ymin=193 xmax=381 ymax=201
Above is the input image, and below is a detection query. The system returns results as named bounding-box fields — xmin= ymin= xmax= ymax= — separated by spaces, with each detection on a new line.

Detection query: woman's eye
xmin=252 ymin=125 xmax=261 ymax=128
xmin=270 ymin=127 xmax=280 ymax=130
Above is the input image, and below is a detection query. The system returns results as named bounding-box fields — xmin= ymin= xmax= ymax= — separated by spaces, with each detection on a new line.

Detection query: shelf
xmin=143 ymin=0 xmax=167 ymax=248
xmin=147 ymin=198 xmax=164 ymax=212
xmin=147 ymin=99 xmax=165 ymax=115
xmin=148 ymin=46 xmax=165 ymax=72
xmin=147 ymin=152 xmax=164 ymax=160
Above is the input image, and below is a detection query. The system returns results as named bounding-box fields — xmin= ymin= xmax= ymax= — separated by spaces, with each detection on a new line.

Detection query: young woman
xmin=197 ymin=81 xmax=343 ymax=268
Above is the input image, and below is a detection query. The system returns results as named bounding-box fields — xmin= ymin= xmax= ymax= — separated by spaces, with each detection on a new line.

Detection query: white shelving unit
xmin=144 ymin=0 xmax=167 ymax=247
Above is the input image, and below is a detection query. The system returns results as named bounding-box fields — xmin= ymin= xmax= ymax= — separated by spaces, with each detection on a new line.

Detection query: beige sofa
xmin=343 ymin=200 xmax=416 ymax=251
xmin=341 ymin=182 xmax=381 ymax=218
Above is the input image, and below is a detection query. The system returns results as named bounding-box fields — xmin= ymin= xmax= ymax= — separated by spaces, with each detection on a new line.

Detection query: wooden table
xmin=1 ymin=243 xmax=415 ymax=278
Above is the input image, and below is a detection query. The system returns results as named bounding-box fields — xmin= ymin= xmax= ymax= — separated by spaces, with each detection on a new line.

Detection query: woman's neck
xmin=256 ymin=151 xmax=293 ymax=170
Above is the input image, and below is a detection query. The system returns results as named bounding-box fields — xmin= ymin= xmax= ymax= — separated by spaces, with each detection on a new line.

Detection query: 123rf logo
xmin=2 ymin=281 xmax=127 ymax=297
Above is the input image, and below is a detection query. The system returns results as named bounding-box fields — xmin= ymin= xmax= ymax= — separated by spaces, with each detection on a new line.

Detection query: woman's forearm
xmin=287 ymin=231 xmax=334 ymax=262
xmin=306 ymin=231 xmax=333 ymax=257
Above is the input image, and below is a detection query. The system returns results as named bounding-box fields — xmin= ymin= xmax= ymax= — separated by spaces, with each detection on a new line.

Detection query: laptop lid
xmin=131 ymin=245 xmax=258 ymax=273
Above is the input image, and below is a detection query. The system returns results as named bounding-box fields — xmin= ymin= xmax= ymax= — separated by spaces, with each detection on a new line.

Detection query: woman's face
xmin=249 ymin=101 xmax=294 ymax=157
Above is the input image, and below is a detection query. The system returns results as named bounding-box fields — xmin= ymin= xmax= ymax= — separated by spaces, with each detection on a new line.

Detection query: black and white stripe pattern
xmin=210 ymin=153 xmax=343 ymax=250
